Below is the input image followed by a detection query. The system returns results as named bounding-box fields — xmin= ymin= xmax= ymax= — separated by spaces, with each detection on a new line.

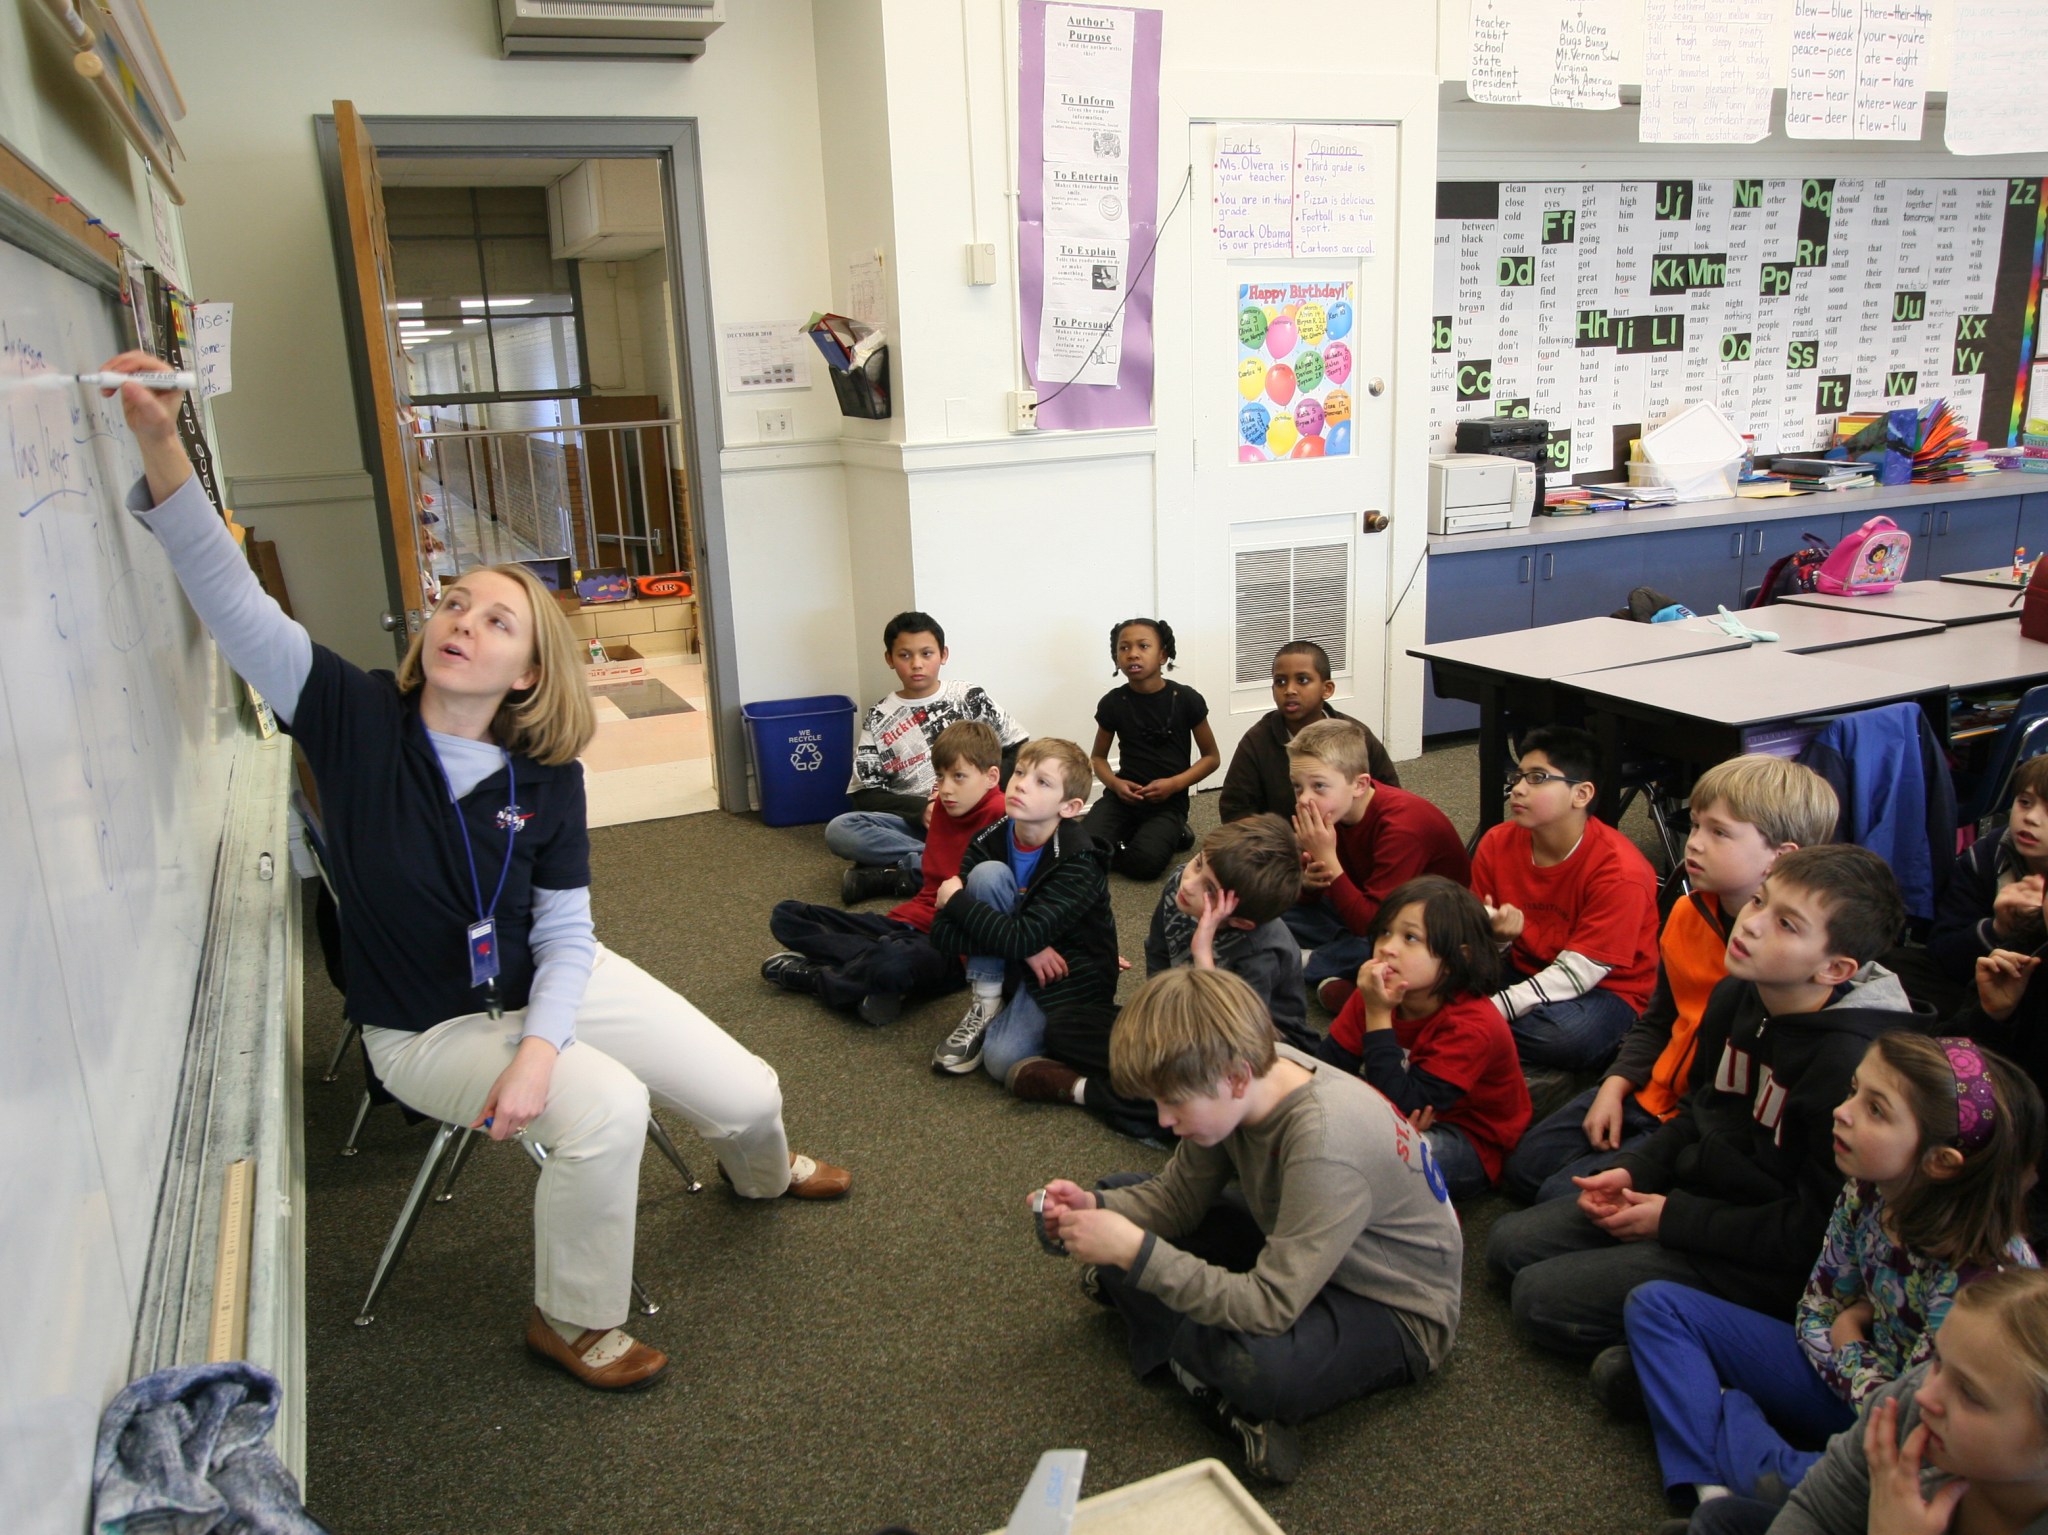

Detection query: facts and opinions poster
xmin=1236 ymin=281 xmax=1357 ymax=464
xmin=1428 ymin=177 xmax=2048 ymax=480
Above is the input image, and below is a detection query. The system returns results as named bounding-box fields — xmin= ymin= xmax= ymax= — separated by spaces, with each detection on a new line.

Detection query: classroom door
xmin=332 ymin=99 xmax=431 ymax=646
xmin=1164 ymin=121 xmax=1398 ymax=777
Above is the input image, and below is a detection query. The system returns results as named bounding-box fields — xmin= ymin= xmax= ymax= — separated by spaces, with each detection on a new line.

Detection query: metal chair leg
xmin=355 ymin=1122 xmax=465 ymax=1326
xmin=340 ymin=1089 xmax=374 ymax=1157
xmin=321 ymin=1016 xmax=362 ymax=1083
xmin=631 ymin=1276 xmax=660 ymax=1316
xmin=433 ymin=1126 xmax=480 ymax=1203
xmin=646 ymin=1114 xmax=704 ymax=1193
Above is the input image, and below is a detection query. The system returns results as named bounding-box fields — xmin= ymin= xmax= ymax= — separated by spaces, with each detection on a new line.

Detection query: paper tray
xmin=987 ymin=1458 xmax=1287 ymax=1535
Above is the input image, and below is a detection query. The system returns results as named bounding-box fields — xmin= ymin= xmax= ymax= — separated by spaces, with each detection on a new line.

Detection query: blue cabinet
xmin=2018 ymin=492 xmax=2048 ymax=559
xmin=1530 ymin=523 xmax=1745 ymax=626
xmin=1904 ymin=496 xmax=2022 ymax=577
xmin=1422 ymin=546 xmax=1534 ymax=734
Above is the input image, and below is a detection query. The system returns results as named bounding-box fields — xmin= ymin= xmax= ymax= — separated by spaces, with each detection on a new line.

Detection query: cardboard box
xmin=586 ymin=644 xmax=649 ymax=685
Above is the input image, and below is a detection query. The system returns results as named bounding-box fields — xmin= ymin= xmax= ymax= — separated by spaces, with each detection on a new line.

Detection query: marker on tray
xmin=34 ymin=371 xmax=196 ymax=391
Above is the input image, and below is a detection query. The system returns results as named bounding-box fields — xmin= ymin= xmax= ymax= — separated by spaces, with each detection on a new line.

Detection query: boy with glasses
xmin=1470 ymin=726 xmax=1660 ymax=1081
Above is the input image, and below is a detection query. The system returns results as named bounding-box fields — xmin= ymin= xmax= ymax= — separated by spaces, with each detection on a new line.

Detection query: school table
xmin=1411 ymin=618 xmax=1749 ymax=832
xmin=1939 ymin=566 xmax=2028 ymax=590
xmin=1662 ymin=605 xmax=1941 ymax=653
xmin=1824 ymin=621 xmax=2048 ymax=695
xmin=1777 ymin=578 xmax=2022 ymax=626
xmin=1567 ymin=647 xmax=1951 ymax=822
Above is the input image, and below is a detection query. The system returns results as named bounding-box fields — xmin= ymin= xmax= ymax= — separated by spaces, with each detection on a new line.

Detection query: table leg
xmin=1477 ymin=682 xmax=1509 ymax=833
xmin=1590 ymin=711 xmax=1623 ymax=826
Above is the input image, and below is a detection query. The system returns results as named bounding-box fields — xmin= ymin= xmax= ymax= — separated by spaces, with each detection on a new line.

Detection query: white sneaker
xmin=932 ymin=994 xmax=1001 ymax=1074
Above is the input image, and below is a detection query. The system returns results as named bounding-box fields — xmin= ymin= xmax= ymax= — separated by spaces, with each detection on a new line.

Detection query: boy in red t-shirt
xmin=1284 ymin=718 xmax=1470 ymax=1010
xmin=765 ymin=721 xmax=1006 ymax=1024
xmin=1469 ymin=725 xmax=1659 ymax=1076
xmin=1317 ymin=875 xmax=1531 ymax=1199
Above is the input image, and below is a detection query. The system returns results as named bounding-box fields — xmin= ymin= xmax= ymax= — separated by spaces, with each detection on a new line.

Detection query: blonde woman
xmin=104 ymin=355 xmax=847 ymax=1391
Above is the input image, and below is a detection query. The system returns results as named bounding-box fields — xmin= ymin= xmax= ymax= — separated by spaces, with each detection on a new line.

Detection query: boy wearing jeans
xmin=763 ymin=722 xmax=1007 ymax=1025
xmin=927 ymin=739 xmax=1117 ymax=1078
xmin=1470 ymin=724 xmax=1660 ymax=1074
xmin=1035 ymin=967 xmax=1462 ymax=1485
xmin=829 ymin=611 xmax=1028 ymax=904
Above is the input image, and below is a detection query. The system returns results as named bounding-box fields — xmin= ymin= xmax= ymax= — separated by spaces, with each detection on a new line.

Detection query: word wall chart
xmin=1428 ymin=177 xmax=2046 ymax=480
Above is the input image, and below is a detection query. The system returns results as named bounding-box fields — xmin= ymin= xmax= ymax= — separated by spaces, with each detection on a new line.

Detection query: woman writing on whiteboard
xmin=104 ymin=353 xmax=849 ymax=1391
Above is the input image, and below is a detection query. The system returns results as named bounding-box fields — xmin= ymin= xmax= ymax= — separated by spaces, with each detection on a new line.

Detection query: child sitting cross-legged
xmin=762 ymin=721 xmax=1007 ymax=1025
xmin=1218 ymin=640 xmax=1399 ymax=822
xmin=927 ymin=739 xmax=1118 ymax=1081
xmin=1486 ymin=845 xmax=1929 ymax=1359
xmin=1610 ymin=1032 xmax=2040 ymax=1520
xmin=1503 ymin=755 xmax=1840 ymax=1204
xmin=1471 ymin=724 xmax=1662 ymax=1079
xmin=1284 ymin=718 xmax=1469 ymax=1010
xmin=1317 ymin=875 xmax=1532 ymax=1201
xmin=1082 ymin=617 xmax=1221 ymax=881
xmin=1032 ymin=967 xmax=1463 ymax=1486
xmin=1001 ymin=814 xmax=1310 ymax=1133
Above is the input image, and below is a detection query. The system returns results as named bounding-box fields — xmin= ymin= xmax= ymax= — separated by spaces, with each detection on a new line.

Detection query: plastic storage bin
xmin=741 ymin=694 xmax=857 ymax=826
xmin=1628 ymin=456 xmax=1740 ymax=502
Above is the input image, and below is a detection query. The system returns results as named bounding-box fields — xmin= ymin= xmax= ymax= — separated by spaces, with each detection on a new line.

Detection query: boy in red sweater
xmin=1499 ymin=754 xmax=1838 ymax=1202
xmin=1470 ymin=725 xmax=1659 ymax=1076
xmin=1283 ymin=718 xmax=1469 ymax=1010
xmin=764 ymin=721 xmax=1006 ymax=1024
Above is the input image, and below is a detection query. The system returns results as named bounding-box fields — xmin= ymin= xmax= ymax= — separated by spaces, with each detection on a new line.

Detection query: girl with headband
xmin=1611 ymin=1032 xmax=2041 ymax=1521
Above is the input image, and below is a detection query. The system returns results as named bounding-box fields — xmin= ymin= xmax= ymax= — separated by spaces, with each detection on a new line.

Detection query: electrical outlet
xmin=757 ymin=407 xmax=793 ymax=440
xmin=1008 ymin=389 xmax=1038 ymax=432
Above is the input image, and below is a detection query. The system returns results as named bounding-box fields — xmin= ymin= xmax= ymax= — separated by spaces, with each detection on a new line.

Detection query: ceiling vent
xmin=496 ymin=0 xmax=725 ymax=60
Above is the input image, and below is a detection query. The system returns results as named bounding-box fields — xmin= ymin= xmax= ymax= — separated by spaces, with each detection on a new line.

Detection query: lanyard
xmin=436 ymin=748 xmax=517 ymax=1013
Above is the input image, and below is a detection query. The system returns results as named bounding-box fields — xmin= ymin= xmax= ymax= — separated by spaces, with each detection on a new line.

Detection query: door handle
xmin=1730 ymin=531 xmax=1742 ymax=559
xmin=1751 ymin=529 xmax=1765 ymax=555
xmin=1940 ymin=508 xmax=1952 ymax=536
xmin=1542 ymin=552 xmax=1555 ymax=580
xmin=1518 ymin=554 xmax=1531 ymax=583
xmin=1921 ymin=509 xmax=1934 ymax=536
xmin=380 ymin=611 xmax=404 ymax=632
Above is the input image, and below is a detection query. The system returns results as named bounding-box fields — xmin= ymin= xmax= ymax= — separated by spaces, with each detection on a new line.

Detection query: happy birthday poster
xmin=1236 ymin=280 xmax=1355 ymax=463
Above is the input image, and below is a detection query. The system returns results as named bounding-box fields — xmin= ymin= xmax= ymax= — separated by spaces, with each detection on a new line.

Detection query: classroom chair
xmin=1797 ymin=702 xmax=1956 ymax=927
xmin=1954 ymin=683 xmax=2048 ymax=833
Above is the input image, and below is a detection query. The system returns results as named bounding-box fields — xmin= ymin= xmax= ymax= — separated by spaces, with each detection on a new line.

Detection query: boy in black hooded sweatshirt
xmin=1486 ymin=845 xmax=1927 ymax=1357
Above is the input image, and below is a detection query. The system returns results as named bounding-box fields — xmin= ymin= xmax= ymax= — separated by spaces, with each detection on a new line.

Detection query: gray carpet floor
xmin=300 ymin=742 xmax=1679 ymax=1535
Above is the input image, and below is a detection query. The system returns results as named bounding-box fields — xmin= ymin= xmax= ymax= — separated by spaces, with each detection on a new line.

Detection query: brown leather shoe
xmin=524 ymin=1306 xmax=669 ymax=1390
xmin=1006 ymin=1056 xmax=1081 ymax=1104
xmin=786 ymin=1152 xmax=851 ymax=1199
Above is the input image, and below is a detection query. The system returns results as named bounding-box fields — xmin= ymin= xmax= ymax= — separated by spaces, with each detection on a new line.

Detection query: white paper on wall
xmin=1292 ymin=129 xmax=1378 ymax=258
xmin=1639 ymin=0 xmax=1780 ymax=145
xmin=1465 ymin=0 xmax=1623 ymax=110
xmin=1213 ymin=123 xmax=1294 ymax=258
xmin=1945 ymin=0 xmax=2048 ymax=154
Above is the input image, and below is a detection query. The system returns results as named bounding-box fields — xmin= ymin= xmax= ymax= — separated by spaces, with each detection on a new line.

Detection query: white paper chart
xmin=1786 ymin=0 xmax=1932 ymax=141
xmin=1945 ymin=0 xmax=2048 ymax=156
xmin=1428 ymin=177 xmax=2043 ymax=480
xmin=1639 ymin=0 xmax=1778 ymax=144
xmin=1212 ymin=123 xmax=1378 ymax=259
xmin=1465 ymin=0 xmax=1622 ymax=110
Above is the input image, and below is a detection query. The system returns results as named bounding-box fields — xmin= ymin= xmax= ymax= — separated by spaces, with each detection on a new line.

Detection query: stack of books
xmin=1766 ymin=456 xmax=1876 ymax=491
xmin=1542 ymin=485 xmax=1629 ymax=514
xmin=1579 ymin=480 xmax=1678 ymax=506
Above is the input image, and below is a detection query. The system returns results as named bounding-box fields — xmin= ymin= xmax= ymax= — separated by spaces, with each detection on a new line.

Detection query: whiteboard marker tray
xmin=987 ymin=1458 xmax=1287 ymax=1535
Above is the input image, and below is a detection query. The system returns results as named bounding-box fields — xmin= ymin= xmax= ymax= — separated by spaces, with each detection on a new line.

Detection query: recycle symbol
xmin=789 ymin=740 xmax=825 ymax=772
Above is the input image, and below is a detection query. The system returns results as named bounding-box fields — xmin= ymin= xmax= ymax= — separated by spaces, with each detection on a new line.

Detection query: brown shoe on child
xmin=1006 ymin=1056 xmax=1082 ymax=1104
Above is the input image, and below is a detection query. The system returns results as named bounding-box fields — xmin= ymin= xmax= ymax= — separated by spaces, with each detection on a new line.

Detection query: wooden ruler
xmin=207 ymin=1158 xmax=256 ymax=1362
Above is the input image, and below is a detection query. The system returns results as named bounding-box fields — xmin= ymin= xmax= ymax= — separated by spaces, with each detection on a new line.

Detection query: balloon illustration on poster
xmin=1236 ymin=280 xmax=1353 ymax=467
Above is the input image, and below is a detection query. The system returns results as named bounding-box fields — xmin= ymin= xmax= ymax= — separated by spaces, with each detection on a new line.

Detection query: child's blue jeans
xmin=824 ymin=809 xmax=926 ymax=871
xmin=960 ymin=860 xmax=1048 ymax=1081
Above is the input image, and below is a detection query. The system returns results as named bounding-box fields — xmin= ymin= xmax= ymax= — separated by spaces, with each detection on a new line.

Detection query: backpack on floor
xmin=1816 ymin=515 xmax=1912 ymax=594
xmin=1748 ymin=533 xmax=1830 ymax=607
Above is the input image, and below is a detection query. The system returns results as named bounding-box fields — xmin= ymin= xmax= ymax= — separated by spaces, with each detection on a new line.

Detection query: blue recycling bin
xmin=741 ymin=694 xmax=857 ymax=827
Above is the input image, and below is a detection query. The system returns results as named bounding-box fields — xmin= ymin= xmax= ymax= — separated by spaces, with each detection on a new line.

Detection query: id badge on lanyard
xmin=441 ymin=749 xmax=519 ymax=1019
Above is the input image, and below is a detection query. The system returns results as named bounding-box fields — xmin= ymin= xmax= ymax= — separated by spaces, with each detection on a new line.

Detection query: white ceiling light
xmin=393 ymin=301 xmax=424 ymax=312
xmin=459 ymin=298 xmax=535 ymax=309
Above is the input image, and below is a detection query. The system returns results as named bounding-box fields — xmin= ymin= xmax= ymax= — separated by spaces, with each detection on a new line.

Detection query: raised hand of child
xmin=1026 ymin=946 xmax=1070 ymax=986
xmin=1483 ymin=896 xmax=1524 ymax=942
xmin=1976 ymin=948 xmax=2042 ymax=1021
xmin=1865 ymin=1398 xmax=1969 ymax=1535
xmin=1581 ymin=1077 xmax=1632 ymax=1150
xmin=1355 ymin=958 xmax=1407 ymax=1019
xmin=1190 ymin=885 xmax=1240 ymax=970
xmin=1830 ymin=1297 xmax=1875 ymax=1351
xmin=1993 ymin=875 xmax=2046 ymax=938
xmin=1298 ymin=853 xmax=1337 ymax=892
xmin=1572 ymin=1167 xmax=1634 ymax=1221
xmin=1593 ymin=1188 xmax=1664 ymax=1242
xmin=1293 ymin=800 xmax=1340 ymax=871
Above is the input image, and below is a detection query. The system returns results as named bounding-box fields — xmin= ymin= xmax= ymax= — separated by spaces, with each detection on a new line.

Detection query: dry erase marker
xmin=36 ymin=371 xmax=196 ymax=391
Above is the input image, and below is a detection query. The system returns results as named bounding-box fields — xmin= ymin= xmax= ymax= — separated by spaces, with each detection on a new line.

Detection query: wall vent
xmin=1233 ymin=541 xmax=1350 ymax=685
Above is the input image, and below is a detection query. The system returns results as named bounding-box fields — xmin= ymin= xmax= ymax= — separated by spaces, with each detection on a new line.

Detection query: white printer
xmin=1429 ymin=453 xmax=1537 ymax=535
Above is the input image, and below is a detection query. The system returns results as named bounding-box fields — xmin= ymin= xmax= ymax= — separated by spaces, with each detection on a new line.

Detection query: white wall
xmin=148 ymin=0 xmax=859 ymax=697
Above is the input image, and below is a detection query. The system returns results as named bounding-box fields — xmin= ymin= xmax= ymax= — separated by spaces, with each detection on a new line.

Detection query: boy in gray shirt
xmin=1035 ymin=967 xmax=1464 ymax=1485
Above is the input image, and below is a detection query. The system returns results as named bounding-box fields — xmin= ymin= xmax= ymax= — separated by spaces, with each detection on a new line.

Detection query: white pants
xmin=364 ymin=944 xmax=790 ymax=1329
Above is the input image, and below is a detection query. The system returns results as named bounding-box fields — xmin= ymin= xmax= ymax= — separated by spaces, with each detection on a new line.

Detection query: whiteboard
xmin=0 ymin=235 xmax=239 ymax=1526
